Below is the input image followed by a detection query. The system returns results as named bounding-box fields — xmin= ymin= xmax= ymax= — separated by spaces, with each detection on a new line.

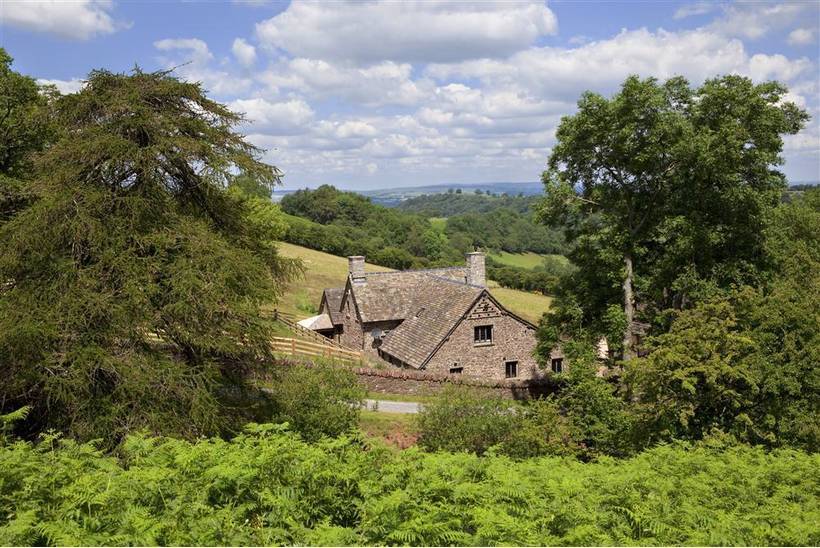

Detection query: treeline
xmin=280 ymin=185 xmax=567 ymax=271
xmin=397 ymin=189 xmax=537 ymax=216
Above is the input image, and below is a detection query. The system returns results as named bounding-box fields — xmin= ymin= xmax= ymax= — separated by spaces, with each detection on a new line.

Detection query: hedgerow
xmin=1 ymin=426 xmax=817 ymax=546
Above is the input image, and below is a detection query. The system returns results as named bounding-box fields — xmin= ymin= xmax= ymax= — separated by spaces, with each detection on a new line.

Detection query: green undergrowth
xmin=1 ymin=427 xmax=817 ymax=546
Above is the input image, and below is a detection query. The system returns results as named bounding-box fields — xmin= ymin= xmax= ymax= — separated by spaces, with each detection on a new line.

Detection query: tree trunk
xmin=622 ymin=252 xmax=636 ymax=360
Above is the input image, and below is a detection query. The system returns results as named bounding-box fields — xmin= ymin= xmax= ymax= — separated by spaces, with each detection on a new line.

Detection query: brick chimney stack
xmin=349 ymin=256 xmax=366 ymax=285
xmin=466 ymin=251 xmax=486 ymax=287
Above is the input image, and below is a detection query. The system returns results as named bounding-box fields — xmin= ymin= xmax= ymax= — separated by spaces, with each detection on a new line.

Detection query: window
xmin=551 ymin=358 xmax=563 ymax=373
xmin=449 ymin=366 xmax=463 ymax=374
xmin=505 ymin=361 xmax=518 ymax=378
xmin=474 ymin=325 xmax=493 ymax=344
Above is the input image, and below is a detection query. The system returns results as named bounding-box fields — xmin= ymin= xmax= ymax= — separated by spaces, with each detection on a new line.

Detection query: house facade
xmin=299 ymin=252 xmax=562 ymax=381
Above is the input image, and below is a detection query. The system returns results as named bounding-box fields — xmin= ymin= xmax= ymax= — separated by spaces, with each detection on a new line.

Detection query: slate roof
xmin=349 ymin=267 xmax=470 ymax=323
xmin=378 ymin=275 xmax=483 ymax=368
xmin=321 ymin=266 xmax=495 ymax=368
xmin=321 ymin=288 xmax=345 ymax=326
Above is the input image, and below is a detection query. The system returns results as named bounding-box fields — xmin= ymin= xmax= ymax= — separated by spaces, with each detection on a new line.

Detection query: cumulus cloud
xmin=788 ymin=28 xmax=816 ymax=46
xmin=36 ymin=78 xmax=85 ymax=94
xmin=260 ymin=59 xmax=433 ymax=106
xmin=707 ymin=2 xmax=810 ymax=40
xmin=229 ymin=98 xmax=314 ymax=134
xmin=154 ymin=38 xmax=213 ymax=63
xmin=154 ymin=37 xmax=251 ymax=96
xmin=232 ymin=38 xmax=257 ymax=67
xmin=0 ymin=0 xmax=126 ymax=40
xmin=255 ymin=0 xmax=557 ymax=64
xmin=428 ymin=28 xmax=811 ymax=101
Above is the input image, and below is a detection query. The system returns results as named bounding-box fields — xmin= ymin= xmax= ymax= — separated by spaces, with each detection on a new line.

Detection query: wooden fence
xmin=263 ymin=308 xmax=351 ymax=349
xmin=270 ymin=336 xmax=363 ymax=365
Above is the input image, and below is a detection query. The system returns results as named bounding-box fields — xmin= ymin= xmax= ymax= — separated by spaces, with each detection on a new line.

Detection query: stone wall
xmin=424 ymin=294 xmax=541 ymax=381
xmin=338 ymin=291 xmax=364 ymax=351
xmin=353 ymin=366 xmax=559 ymax=400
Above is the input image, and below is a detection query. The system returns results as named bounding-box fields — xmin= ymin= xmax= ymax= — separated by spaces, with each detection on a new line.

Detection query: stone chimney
xmin=465 ymin=251 xmax=486 ymax=287
xmin=349 ymin=255 xmax=366 ymax=285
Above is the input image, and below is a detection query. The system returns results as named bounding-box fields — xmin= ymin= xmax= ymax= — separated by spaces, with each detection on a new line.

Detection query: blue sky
xmin=2 ymin=0 xmax=818 ymax=190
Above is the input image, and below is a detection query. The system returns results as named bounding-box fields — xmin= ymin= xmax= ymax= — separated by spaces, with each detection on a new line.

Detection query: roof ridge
xmin=363 ymin=265 xmax=466 ymax=277
xmin=424 ymin=273 xmax=484 ymax=290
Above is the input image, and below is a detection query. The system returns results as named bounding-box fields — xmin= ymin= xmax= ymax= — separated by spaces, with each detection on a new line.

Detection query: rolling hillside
xmin=275 ymin=242 xmax=551 ymax=324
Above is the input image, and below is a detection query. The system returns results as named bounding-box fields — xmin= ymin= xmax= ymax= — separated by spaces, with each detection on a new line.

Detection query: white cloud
xmin=749 ymin=53 xmax=811 ymax=82
xmin=674 ymin=2 xmax=717 ymax=20
xmin=260 ymin=59 xmax=433 ymax=106
xmin=428 ymin=28 xmax=812 ymax=101
xmin=154 ymin=38 xmax=251 ymax=96
xmin=36 ymin=78 xmax=84 ymax=94
xmin=154 ymin=38 xmax=213 ymax=63
xmin=788 ymin=28 xmax=816 ymax=46
xmin=0 ymin=0 xmax=125 ymax=40
xmin=707 ymin=3 xmax=809 ymax=40
xmin=255 ymin=0 xmax=557 ymax=64
xmin=228 ymin=98 xmax=314 ymax=134
xmin=232 ymin=38 xmax=257 ymax=68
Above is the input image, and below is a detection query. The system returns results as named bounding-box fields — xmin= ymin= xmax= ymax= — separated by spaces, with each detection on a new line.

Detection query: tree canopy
xmin=538 ymin=75 xmax=808 ymax=359
xmin=0 ymin=65 xmax=297 ymax=443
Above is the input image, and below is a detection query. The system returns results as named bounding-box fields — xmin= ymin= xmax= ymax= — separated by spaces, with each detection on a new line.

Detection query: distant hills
xmin=272 ymin=182 xmax=542 ymax=205
xmin=272 ymin=180 xmax=817 ymax=206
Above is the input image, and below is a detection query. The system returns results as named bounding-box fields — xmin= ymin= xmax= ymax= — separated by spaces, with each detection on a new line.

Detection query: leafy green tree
xmin=0 ymin=49 xmax=58 ymax=224
xmin=0 ymin=68 xmax=295 ymax=443
xmin=538 ymin=75 xmax=807 ymax=359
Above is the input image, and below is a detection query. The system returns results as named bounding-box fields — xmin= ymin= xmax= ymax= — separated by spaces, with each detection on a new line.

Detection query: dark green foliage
xmin=486 ymin=258 xmax=558 ymax=294
xmin=445 ymin=208 xmax=565 ymax=255
xmin=626 ymin=189 xmax=819 ymax=450
xmin=0 ymin=49 xmax=58 ymax=224
xmin=397 ymin=191 xmax=537 ymax=216
xmin=1 ymin=428 xmax=817 ymax=546
xmin=267 ymin=364 xmax=366 ymax=442
xmin=0 ymin=67 xmax=296 ymax=443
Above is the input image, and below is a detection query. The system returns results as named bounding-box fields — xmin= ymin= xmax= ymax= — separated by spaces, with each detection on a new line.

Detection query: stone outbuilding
xmin=302 ymin=252 xmax=563 ymax=381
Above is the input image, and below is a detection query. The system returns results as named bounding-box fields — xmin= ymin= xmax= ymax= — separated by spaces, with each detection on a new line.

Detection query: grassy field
xmin=489 ymin=250 xmax=569 ymax=270
xmin=359 ymin=410 xmax=418 ymax=448
xmin=275 ymin=242 xmax=550 ymax=324
xmin=274 ymin=242 xmax=391 ymax=318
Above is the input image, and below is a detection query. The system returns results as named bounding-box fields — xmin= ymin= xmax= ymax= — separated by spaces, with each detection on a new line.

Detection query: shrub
xmin=268 ymin=364 xmax=365 ymax=442
xmin=417 ymin=386 xmax=577 ymax=457
xmin=416 ymin=386 xmax=516 ymax=455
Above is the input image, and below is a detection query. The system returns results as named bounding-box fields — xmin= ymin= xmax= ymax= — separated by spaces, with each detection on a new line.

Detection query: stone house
xmin=299 ymin=252 xmax=563 ymax=381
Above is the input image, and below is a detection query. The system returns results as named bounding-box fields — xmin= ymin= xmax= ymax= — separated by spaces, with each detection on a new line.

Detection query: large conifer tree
xmin=0 ymin=67 xmax=295 ymax=442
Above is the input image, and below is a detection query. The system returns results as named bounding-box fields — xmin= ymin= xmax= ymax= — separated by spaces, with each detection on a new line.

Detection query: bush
xmin=268 ymin=364 xmax=365 ymax=442
xmin=417 ymin=386 xmax=577 ymax=457
xmin=417 ymin=386 xmax=515 ymax=454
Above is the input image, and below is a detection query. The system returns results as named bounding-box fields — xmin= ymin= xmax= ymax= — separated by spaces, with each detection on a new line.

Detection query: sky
xmin=1 ymin=0 xmax=818 ymax=190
